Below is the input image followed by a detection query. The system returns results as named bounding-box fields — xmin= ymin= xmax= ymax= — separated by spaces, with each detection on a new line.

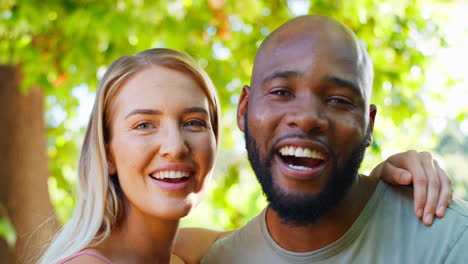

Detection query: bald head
xmin=252 ymin=15 xmax=374 ymax=103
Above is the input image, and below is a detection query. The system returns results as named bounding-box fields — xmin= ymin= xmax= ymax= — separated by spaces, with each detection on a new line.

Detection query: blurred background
xmin=0 ymin=0 xmax=467 ymax=262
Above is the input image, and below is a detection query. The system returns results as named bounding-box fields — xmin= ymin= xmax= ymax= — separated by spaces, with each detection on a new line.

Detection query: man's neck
xmin=265 ymin=175 xmax=379 ymax=252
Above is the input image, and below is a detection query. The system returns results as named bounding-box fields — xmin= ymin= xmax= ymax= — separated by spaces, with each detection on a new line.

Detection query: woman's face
xmin=107 ymin=65 xmax=216 ymax=220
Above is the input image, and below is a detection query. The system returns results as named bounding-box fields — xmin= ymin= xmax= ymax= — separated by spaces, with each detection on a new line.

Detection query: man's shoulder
xmin=383 ymin=181 xmax=468 ymax=221
xmin=211 ymin=208 xmax=265 ymax=245
xmin=201 ymin=209 xmax=268 ymax=264
xmin=378 ymin=182 xmax=468 ymax=246
xmin=447 ymin=197 xmax=468 ymax=218
xmin=349 ymin=182 xmax=468 ymax=262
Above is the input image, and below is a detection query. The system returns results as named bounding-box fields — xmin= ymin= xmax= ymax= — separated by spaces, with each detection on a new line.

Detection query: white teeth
xmin=287 ymin=164 xmax=313 ymax=171
xmin=151 ymin=171 xmax=189 ymax=179
xmin=278 ymin=146 xmax=325 ymax=159
xmin=295 ymin=148 xmax=304 ymax=157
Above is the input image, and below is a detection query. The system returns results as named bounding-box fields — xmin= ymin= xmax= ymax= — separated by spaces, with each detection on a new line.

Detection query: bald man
xmin=201 ymin=15 xmax=468 ymax=263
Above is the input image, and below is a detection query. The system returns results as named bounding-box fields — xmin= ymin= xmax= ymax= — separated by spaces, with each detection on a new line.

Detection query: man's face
xmin=238 ymin=30 xmax=376 ymax=225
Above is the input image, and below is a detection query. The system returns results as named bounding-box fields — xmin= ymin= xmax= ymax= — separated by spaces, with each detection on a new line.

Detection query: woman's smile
xmin=149 ymin=165 xmax=195 ymax=191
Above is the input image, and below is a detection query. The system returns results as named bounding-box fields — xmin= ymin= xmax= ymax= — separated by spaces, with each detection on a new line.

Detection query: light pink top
xmin=59 ymin=250 xmax=113 ymax=264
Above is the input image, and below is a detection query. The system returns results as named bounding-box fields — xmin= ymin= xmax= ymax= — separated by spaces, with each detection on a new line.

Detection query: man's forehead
xmin=251 ymin=16 xmax=373 ymax=101
xmin=254 ymin=34 xmax=361 ymax=81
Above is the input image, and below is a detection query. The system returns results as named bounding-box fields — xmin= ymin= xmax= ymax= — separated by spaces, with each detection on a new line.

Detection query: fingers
xmin=369 ymin=162 xmax=384 ymax=180
xmin=378 ymin=160 xmax=412 ymax=185
xmin=434 ymin=160 xmax=453 ymax=218
xmin=379 ymin=150 xmax=453 ymax=226
xmin=420 ymin=151 xmax=439 ymax=226
xmin=388 ymin=150 xmax=428 ymax=220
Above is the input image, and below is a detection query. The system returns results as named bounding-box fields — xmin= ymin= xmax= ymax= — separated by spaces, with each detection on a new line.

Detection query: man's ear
xmin=106 ymin=144 xmax=117 ymax=175
xmin=366 ymin=104 xmax=377 ymax=147
xmin=237 ymin=85 xmax=250 ymax=132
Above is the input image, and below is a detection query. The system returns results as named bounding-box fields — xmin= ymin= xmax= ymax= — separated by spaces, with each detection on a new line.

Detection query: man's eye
xmin=135 ymin=122 xmax=154 ymax=130
xmin=270 ymin=89 xmax=292 ymax=97
xmin=328 ymin=97 xmax=353 ymax=105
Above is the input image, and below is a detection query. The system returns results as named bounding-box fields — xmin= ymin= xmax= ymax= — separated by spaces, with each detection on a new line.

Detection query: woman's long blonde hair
xmin=39 ymin=48 xmax=220 ymax=264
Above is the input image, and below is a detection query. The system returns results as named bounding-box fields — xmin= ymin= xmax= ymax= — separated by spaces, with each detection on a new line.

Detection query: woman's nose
xmin=158 ymin=124 xmax=189 ymax=159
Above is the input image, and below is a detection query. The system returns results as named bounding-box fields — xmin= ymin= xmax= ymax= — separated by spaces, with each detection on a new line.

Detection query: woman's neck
xmin=96 ymin=203 xmax=181 ymax=264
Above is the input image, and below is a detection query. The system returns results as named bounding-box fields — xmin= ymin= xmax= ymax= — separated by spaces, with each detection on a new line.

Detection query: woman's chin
xmin=150 ymin=201 xmax=195 ymax=220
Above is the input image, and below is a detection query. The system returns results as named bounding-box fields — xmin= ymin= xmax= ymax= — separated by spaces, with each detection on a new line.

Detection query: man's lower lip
xmin=274 ymin=155 xmax=326 ymax=180
xmin=149 ymin=177 xmax=192 ymax=191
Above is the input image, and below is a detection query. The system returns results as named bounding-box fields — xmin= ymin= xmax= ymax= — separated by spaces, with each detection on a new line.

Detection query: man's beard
xmin=244 ymin=118 xmax=368 ymax=226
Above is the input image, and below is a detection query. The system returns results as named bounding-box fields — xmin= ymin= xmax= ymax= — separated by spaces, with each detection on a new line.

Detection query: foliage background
xmin=0 ymin=0 xmax=467 ymax=240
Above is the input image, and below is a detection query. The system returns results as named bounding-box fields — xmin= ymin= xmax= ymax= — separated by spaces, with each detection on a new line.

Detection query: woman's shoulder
xmin=174 ymin=227 xmax=236 ymax=264
xmin=59 ymin=250 xmax=112 ymax=264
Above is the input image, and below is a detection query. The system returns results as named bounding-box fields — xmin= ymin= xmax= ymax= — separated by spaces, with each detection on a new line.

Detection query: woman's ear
xmin=106 ymin=144 xmax=117 ymax=175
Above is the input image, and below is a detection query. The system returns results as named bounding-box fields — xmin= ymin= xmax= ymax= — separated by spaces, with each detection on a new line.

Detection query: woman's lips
xmin=148 ymin=164 xmax=195 ymax=191
xmin=150 ymin=176 xmax=193 ymax=192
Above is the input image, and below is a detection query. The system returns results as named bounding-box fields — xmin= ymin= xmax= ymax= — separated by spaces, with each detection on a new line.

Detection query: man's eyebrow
xmin=182 ymin=106 xmax=209 ymax=115
xmin=263 ymin=70 xmax=302 ymax=83
xmin=125 ymin=109 xmax=162 ymax=119
xmin=325 ymin=76 xmax=362 ymax=97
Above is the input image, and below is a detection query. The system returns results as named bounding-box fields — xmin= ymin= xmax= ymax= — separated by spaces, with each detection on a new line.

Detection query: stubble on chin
xmin=244 ymin=118 xmax=368 ymax=226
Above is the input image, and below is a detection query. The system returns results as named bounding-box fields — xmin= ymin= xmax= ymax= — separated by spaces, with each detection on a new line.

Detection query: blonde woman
xmin=39 ymin=48 xmax=451 ymax=264
xmin=40 ymin=48 xmax=219 ymax=264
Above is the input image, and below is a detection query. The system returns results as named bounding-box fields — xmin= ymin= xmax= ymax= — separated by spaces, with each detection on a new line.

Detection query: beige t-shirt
xmin=202 ymin=181 xmax=468 ymax=263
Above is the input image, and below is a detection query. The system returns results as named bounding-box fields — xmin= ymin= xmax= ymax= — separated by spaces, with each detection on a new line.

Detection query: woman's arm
xmin=174 ymin=228 xmax=234 ymax=264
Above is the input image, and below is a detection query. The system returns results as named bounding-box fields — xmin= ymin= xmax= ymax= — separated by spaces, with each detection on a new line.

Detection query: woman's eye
xmin=135 ymin=122 xmax=154 ymax=130
xmin=184 ymin=120 xmax=208 ymax=129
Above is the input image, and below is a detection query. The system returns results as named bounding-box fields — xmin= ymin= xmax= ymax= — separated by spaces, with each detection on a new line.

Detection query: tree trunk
xmin=0 ymin=65 xmax=57 ymax=264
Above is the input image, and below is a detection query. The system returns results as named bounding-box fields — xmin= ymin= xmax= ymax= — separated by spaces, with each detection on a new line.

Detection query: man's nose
xmin=285 ymin=97 xmax=329 ymax=133
xmin=158 ymin=124 xmax=189 ymax=159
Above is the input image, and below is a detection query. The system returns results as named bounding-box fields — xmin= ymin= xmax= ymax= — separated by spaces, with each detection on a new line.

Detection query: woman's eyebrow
xmin=182 ymin=106 xmax=209 ymax=115
xmin=125 ymin=109 xmax=162 ymax=119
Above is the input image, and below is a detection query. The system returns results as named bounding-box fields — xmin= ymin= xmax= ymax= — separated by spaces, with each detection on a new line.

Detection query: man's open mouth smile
xmin=278 ymin=145 xmax=326 ymax=171
xmin=275 ymin=143 xmax=329 ymax=180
